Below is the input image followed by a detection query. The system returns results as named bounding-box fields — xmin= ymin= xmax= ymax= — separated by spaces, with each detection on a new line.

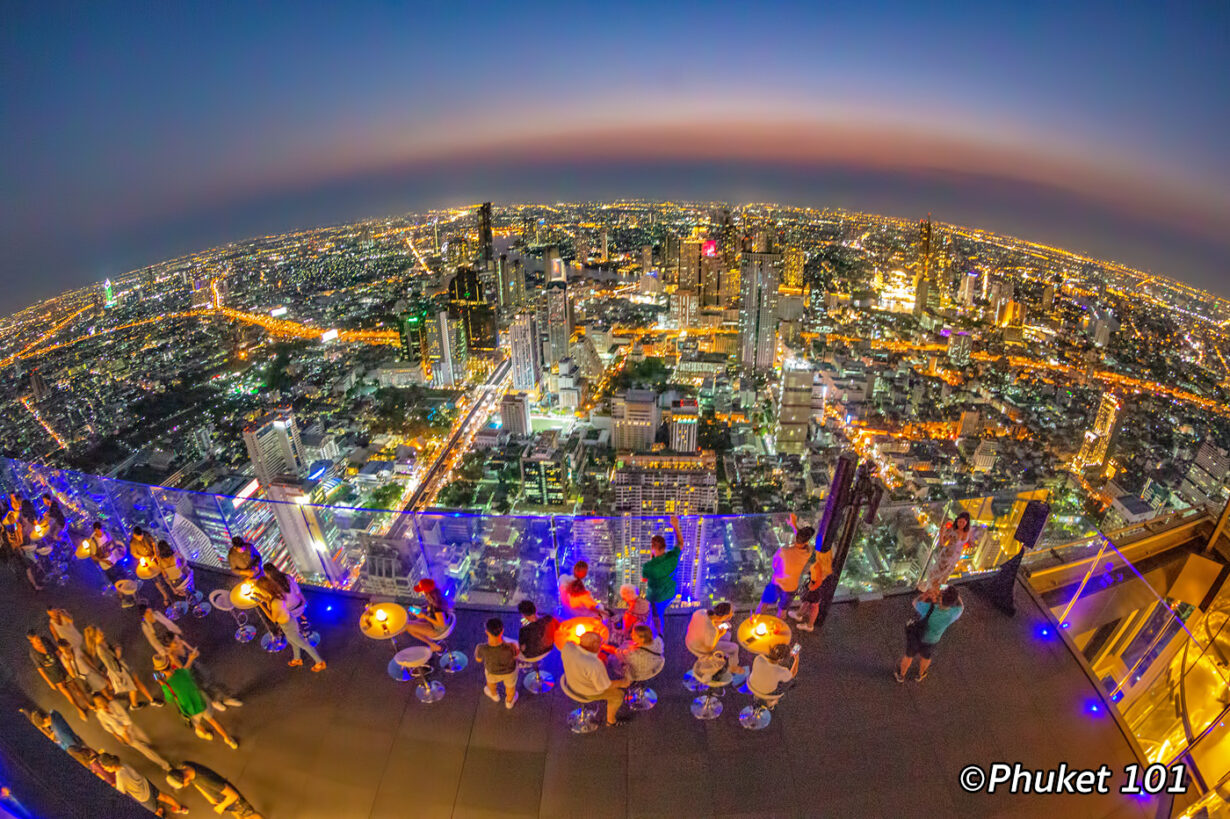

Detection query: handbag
xmin=905 ymin=603 xmax=935 ymax=644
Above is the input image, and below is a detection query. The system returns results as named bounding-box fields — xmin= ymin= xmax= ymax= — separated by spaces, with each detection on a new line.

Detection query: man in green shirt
xmin=641 ymin=515 xmax=683 ymax=635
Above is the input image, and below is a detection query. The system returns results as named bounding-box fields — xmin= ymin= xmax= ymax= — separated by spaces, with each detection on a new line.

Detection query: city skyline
xmin=3 ymin=2 xmax=1228 ymax=306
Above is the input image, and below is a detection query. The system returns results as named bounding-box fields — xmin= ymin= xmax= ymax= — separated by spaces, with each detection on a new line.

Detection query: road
xmin=391 ymin=357 xmax=511 ymax=536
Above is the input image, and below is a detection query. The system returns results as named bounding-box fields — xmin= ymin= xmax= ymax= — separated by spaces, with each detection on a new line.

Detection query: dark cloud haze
xmin=2 ymin=1 xmax=1228 ymax=306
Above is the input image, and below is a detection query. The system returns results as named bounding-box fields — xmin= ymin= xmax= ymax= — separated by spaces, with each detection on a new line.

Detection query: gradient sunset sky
xmin=3 ymin=1 xmax=1228 ymax=305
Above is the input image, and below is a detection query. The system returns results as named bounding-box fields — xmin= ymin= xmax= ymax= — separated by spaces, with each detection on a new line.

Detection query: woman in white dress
xmin=919 ymin=512 xmax=973 ymax=597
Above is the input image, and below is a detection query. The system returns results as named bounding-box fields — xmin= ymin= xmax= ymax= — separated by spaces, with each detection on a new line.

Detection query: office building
xmin=545 ymin=280 xmax=570 ymax=367
xmin=776 ymin=367 xmax=813 ymax=455
xmin=1075 ymin=393 xmax=1122 ymax=471
xmin=672 ymin=289 xmax=697 ymax=329
xmin=958 ymin=410 xmax=981 ymax=439
xmin=424 ymin=309 xmax=468 ymax=386
xmin=679 ymin=239 xmax=701 ymax=291
xmin=243 ymin=409 xmax=305 ymax=487
xmin=509 ymin=314 xmax=541 ymax=391
xmin=544 ymin=246 xmax=565 ymax=282
xmin=613 ymin=389 xmax=660 ymax=452
xmin=448 ymin=268 xmax=497 ymax=351
xmin=670 ymin=399 xmax=699 ymax=452
xmin=500 ymin=393 xmax=532 ymax=437
xmin=265 ymin=479 xmax=344 ymax=584
xmin=972 ymin=439 xmax=998 ymax=473
xmin=782 ymin=246 xmax=805 ymax=289
xmin=948 ymin=331 xmax=972 ymax=367
xmin=738 ymin=250 xmax=782 ymax=372
xmin=1179 ymin=442 xmax=1230 ymax=506
xmin=520 ymin=431 xmax=574 ymax=506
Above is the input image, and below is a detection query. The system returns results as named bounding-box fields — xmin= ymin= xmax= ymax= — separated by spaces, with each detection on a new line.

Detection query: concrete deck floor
xmin=0 ymin=562 xmax=1159 ymax=818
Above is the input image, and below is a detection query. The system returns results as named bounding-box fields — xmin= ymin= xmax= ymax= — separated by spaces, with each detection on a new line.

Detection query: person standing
xmin=89 ymin=692 xmax=173 ymax=772
xmin=5 ymin=503 xmax=43 ymax=590
xmin=789 ymin=536 xmax=834 ymax=633
xmin=26 ymin=631 xmax=88 ymax=719
xmin=516 ymin=600 xmax=558 ymax=659
xmin=258 ymin=568 xmax=326 ymax=672
xmin=475 ymin=618 xmax=520 ymax=709
xmin=896 ymin=586 xmax=964 ymax=682
xmin=153 ymin=655 xmax=239 ymax=749
xmin=84 ymin=624 xmax=159 ymax=709
xmin=55 ymin=637 xmax=106 ymax=697
xmin=641 ymin=515 xmax=683 ymax=635
xmin=83 ymin=522 xmax=134 ymax=605
xmin=139 ymin=603 xmax=185 ymax=660
xmin=22 ymin=707 xmax=82 ymax=750
xmin=918 ymin=512 xmax=973 ymax=596
xmin=166 ymin=763 xmax=263 ymax=818
xmin=97 ymin=754 xmax=188 ymax=816
xmin=755 ymin=516 xmax=815 ymax=618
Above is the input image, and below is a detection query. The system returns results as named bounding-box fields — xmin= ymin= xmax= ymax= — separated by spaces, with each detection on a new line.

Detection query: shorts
xmin=485 ymin=669 xmax=518 ymax=691
xmin=904 ymin=629 xmax=937 ymax=660
xmin=760 ymin=582 xmax=796 ymax=611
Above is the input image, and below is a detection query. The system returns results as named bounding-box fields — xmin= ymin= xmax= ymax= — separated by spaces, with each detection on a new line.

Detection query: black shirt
xmin=30 ymin=646 xmax=66 ymax=684
xmin=518 ymin=616 xmax=558 ymax=658
xmin=186 ymin=763 xmax=232 ymax=802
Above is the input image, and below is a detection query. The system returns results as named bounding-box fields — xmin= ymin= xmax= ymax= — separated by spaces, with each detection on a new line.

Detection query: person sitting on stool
xmin=561 ymin=631 xmax=630 ymax=727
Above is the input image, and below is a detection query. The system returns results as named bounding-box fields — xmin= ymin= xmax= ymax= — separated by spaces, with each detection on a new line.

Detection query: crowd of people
xmin=8 ymin=485 xmax=972 ymax=814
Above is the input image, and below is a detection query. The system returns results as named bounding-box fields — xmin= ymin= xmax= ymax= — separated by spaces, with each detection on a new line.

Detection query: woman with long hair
xmin=257 ymin=561 xmax=325 ymax=672
xmin=918 ymin=511 xmax=973 ymax=598
xmin=83 ymin=624 xmax=158 ymax=709
xmin=405 ymin=578 xmax=452 ymax=652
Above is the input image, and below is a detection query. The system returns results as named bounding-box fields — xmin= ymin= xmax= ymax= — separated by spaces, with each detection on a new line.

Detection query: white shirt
xmin=748 ymin=654 xmax=793 ymax=697
xmin=114 ymin=764 xmax=152 ymax=803
xmin=685 ymin=610 xmax=719 ymax=656
xmin=561 ymin=642 xmax=612 ymax=697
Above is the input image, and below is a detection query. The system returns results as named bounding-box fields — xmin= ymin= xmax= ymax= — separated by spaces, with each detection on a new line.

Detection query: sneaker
xmin=797 ymin=623 xmax=814 ymax=632
xmin=787 ymin=610 xmax=803 ymax=621
xmin=149 ymin=699 xmax=165 ymax=708
xmin=893 ymin=670 xmax=906 ymax=683
xmin=506 ymin=692 xmax=518 ymax=710
xmin=916 ymin=670 xmax=928 ymax=683
xmin=287 ymin=659 xmax=303 ymax=667
xmin=212 ymin=701 xmax=227 ymax=712
xmin=224 ymin=736 xmax=239 ymax=750
xmin=195 ymin=726 xmax=214 ymax=740
xmin=484 ymin=687 xmax=500 ymax=703
xmin=310 ymin=661 xmax=326 ymax=673
xmin=223 ymin=697 xmax=243 ymax=708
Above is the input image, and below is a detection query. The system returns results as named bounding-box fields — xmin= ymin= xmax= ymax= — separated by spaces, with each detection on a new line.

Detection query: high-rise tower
xmin=738 ymin=250 xmax=782 ymax=372
xmin=1075 ymin=393 xmax=1122 ymax=471
xmin=509 ymin=314 xmax=542 ymax=391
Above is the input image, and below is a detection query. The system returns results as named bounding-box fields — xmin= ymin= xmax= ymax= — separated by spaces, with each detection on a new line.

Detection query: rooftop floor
xmin=0 ymin=563 xmax=1159 ymax=818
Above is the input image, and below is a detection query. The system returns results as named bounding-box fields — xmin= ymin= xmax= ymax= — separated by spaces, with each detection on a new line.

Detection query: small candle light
xmin=576 ymin=625 xmax=587 ymax=636
xmin=240 ymin=582 xmax=252 ymax=597
xmin=754 ymin=621 xmax=768 ymax=637
xmin=375 ymin=609 xmax=388 ymax=623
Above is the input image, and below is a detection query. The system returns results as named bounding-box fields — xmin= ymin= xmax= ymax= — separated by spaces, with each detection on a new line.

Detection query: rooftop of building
xmin=2 ymin=562 xmax=1158 ymax=818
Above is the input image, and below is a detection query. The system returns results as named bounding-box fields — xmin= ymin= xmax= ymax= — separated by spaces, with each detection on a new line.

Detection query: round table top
xmin=29 ymin=525 xmax=49 ymax=542
xmin=74 ymin=539 xmax=94 ymax=559
xmin=360 ymin=603 xmax=408 ymax=639
xmin=209 ymin=588 xmax=235 ymax=611
xmin=393 ymin=646 xmax=432 ymax=668
xmin=736 ymin=614 xmax=792 ymax=656
xmin=229 ymin=581 xmax=263 ymax=610
xmin=135 ymin=559 xmax=162 ymax=580
xmin=555 ymin=616 xmax=609 ymax=651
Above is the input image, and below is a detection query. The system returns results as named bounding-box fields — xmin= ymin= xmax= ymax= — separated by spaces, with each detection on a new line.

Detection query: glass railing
xmin=0 ymin=458 xmax=1105 ymax=612
xmin=1036 ymin=531 xmax=1230 ymax=817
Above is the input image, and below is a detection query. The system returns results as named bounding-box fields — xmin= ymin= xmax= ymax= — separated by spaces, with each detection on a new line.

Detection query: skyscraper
xmin=448 ymin=268 xmax=497 ymax=351
xmin=679 ymin=239 xmax=701 ymax=292
xmin=243 ymin=409 xmax=305 ymax=487
xmin=948 ymin=331 xmax=972 ymax=367
xmin=669 ymin=399 xmax=699 ymax=453
xmin=782 ymin=246 xmax=805 ymax=290
xmin=613 ymin=390 xmax=660 ymax=452
xmin=424 ymin=309 xmax=468 ymax=386
xmin=700 ymin=252 xmax=723 ymax=307
xmin=544 ymin=246 xmax=565 ymax=282
xmin=500 ymin=392 xmax=532 ymax=437
xmin=398 ymin=300 xmax=432 ymax=366
xmin=509 ymin=314 xmax=541 ymax=391
xmin=477 ymin=202 xmax=495 ymax=300
xmin=1075 ymin=393 xmax=1122 ymax=471
xmin=545 ymin=280 xmax=570 ymax=367
xmin=738 ymin=250 xmax=782 ymax=372
xmin=672 ymin=290 xmax=697 ymax=329
xmin=776 ymin=367 xmax=813 ymax=455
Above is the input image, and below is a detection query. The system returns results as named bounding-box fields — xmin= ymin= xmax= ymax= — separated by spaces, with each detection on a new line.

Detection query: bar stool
xmin=435 ymin=613 xmax=467 ymax=673
xmin=626 ymin=665 xmax=663 ymax=712
xmin=519 ymin=650 xmax=555 ymax=694
xmin=682 ymin=646 xmax=709 ymax=692
xmin=689 ymin=656 xmax=731 ymax=720
xmin=394 ymin=646 xmax=444 ymax=703
xmin=739 ymin=691 xmax=776 ymax=730
xmin=113 ymin=578 xmax=142 ymax=609
xmin=167 ymin=569 xmax=210 ymax=620
xmin=209 ymin=589 xmax=256 ymax=643
xmin=559 ymin=675 xmax=602 ymax=734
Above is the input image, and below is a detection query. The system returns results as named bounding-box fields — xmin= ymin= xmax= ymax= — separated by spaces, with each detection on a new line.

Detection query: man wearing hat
xmin=166 ymin=763 xmax=262 ymax=818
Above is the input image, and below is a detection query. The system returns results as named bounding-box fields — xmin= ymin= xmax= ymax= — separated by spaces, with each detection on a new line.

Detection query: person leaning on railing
xmin=641 ymin=515 xmax=683 ymax=636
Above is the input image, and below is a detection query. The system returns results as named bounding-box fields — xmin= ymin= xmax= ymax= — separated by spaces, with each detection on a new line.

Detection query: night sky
xmin=3 ymin=1 xmax=1228 ymax=306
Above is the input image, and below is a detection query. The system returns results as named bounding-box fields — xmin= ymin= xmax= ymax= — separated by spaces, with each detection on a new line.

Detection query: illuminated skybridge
xmin=1 ymin=456 xmax=1226 ymax=817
